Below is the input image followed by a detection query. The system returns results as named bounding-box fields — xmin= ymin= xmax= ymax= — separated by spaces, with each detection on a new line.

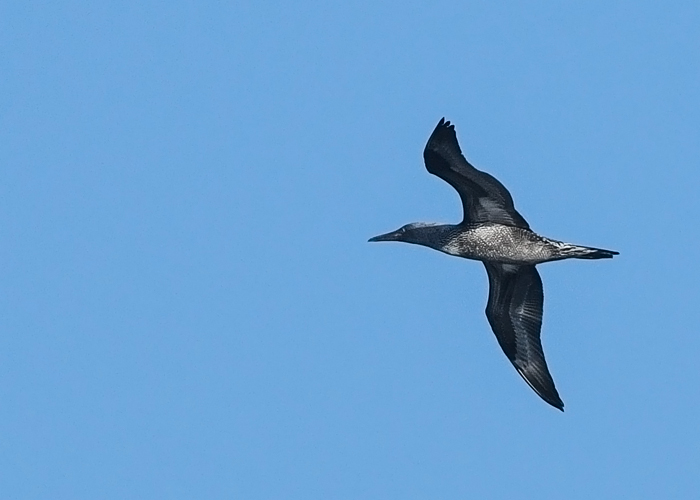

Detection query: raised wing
xmin=483 ymin=262 xmax=564 ymax=410
xmin=423 ymin=118 xmax=529 ymax=228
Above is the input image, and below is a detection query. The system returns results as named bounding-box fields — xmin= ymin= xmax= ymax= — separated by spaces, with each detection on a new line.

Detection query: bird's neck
xmin=406 ymin=224 xmax=460 ymax=251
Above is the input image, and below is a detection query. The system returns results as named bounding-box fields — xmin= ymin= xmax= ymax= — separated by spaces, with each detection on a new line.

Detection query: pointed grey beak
xmin=368 ymin=230 xmax=401 ymax=242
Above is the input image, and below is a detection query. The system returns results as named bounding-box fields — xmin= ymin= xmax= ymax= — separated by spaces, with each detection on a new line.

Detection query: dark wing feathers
xmin=421 ymin=118 xmax=562 ymax=409
xmin=423 ymin=118 xmax=530 ymax=229
xmin=483 ymin=262 xmax=564 ymax=410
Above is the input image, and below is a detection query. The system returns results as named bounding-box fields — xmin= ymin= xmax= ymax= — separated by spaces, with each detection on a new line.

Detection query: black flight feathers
xmin=425 ymin=118 xmax=563 ymax=410
xmin=423 ymin=118 xmax=530 ymax=229
xmin=369 ymin=118 xmax=617 ymax=410
xmin=484 ymin=262 xmax=564 ymax=410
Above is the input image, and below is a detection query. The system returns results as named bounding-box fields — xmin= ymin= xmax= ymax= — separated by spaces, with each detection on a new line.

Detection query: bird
xmin=369 ymin=118 xmax=618 ymax=411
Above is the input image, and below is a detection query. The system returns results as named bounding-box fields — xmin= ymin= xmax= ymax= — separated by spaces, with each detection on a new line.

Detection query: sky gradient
xmin=2 ymin=1 xmax=699 ymax=498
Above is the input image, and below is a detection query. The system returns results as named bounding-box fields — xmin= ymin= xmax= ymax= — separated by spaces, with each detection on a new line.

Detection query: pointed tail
xmin=563 ymin=244 xmax=619 ymax=260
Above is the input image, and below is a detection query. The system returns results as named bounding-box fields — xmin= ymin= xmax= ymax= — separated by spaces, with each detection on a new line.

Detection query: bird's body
xmin=395 ymin=222 xmax=614 ymax=265
xmin=369 ymin=118 xmax=618 ymax=411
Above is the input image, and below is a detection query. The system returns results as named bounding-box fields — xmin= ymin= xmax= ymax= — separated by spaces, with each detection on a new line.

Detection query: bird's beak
xmin=368 ymin=230 xmax=401 ymax=242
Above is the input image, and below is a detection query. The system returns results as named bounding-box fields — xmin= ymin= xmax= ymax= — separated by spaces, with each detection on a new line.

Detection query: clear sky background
xmin=2 ymin=1 xmax=699 ymax=498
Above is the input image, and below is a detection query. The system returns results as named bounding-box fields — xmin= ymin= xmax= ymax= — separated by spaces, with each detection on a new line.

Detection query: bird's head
xmin=368 ymin=223 xmax=442 ymax=245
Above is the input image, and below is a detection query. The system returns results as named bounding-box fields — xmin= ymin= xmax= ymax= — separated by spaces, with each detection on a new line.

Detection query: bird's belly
xmin=442 ymin=225 xmax=552 ymax=264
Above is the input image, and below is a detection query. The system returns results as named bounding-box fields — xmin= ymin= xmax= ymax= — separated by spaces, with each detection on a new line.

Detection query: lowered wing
xmin=483 ymin=262 xmax=564 ymax=410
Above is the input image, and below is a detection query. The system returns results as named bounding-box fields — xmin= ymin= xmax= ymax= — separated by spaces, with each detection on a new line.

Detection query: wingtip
xmin=436 ymin=117 xmax=452 ymax=129
xmin=544 ymin=392 xmax=565 ymax=411
xmin=540 ymin=392 xmax=565 ymax=412
xmin=514 ymin=365 xmax=565 ymax=411
xmin=548 ymin=391 xmax=565 ymax=411
xmin=543 ymin=394 xmax=565 ymax=411
xmin=427 ymin=118 xmax=457 ymax=149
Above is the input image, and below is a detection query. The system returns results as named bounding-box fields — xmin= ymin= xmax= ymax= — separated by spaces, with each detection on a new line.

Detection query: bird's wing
xmin=483 ymin=262 xmax=564 ymax=410
xmin=423 ymin=118 xmax=530 ymax=228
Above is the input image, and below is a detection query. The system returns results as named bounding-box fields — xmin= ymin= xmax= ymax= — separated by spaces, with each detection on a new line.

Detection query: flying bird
xmin=369 ymin=118 xmax=618 ymax=410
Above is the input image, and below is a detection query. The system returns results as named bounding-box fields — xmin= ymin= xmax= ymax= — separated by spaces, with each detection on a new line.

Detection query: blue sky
xmin=2 ymin=1 xmax=699 ymax=498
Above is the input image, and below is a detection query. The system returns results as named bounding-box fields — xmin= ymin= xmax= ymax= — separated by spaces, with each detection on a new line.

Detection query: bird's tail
xmin=556 ymin=243 xmax=619 ymax=260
